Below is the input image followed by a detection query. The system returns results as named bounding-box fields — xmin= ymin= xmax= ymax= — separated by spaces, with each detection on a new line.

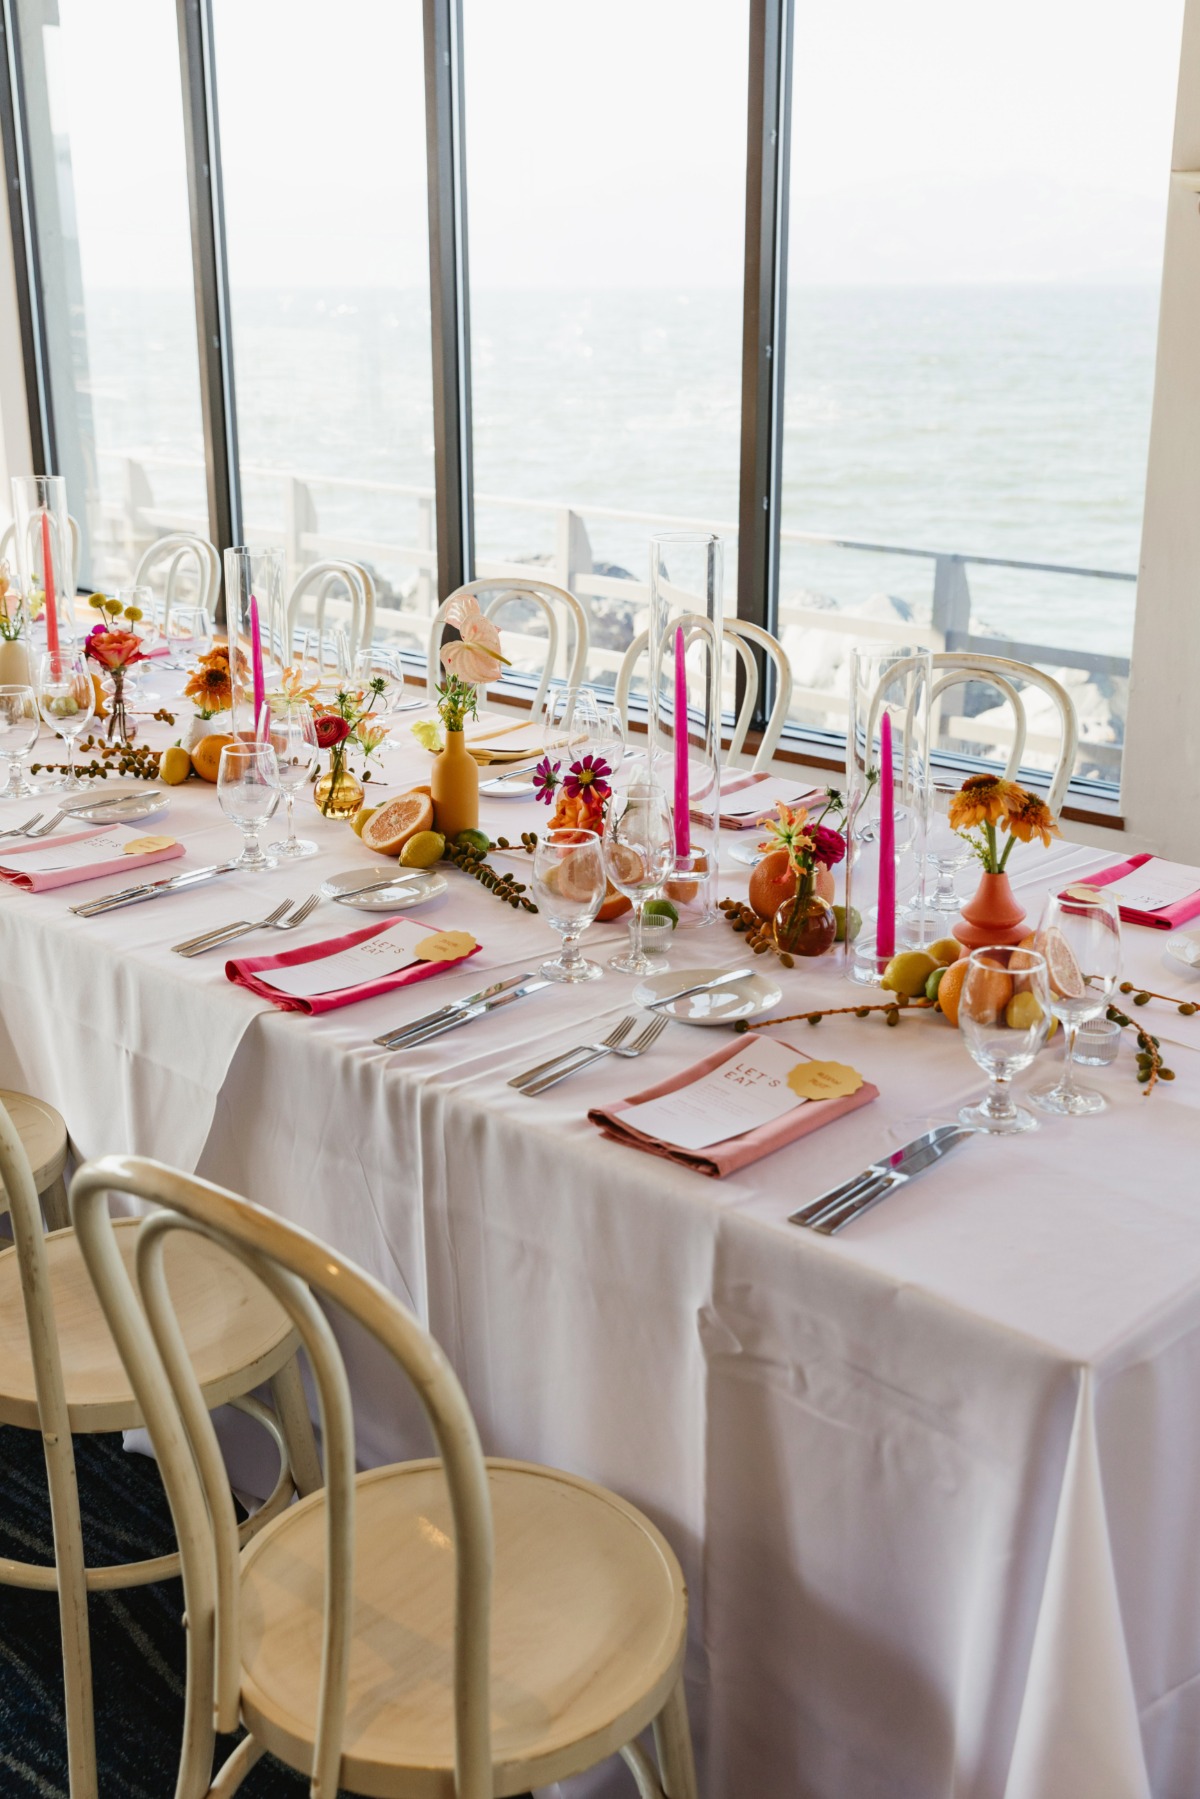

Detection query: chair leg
xmin=209 ymin=1732 xmax=265 ymax=1797
xmin=41 ymin=1426 xmax=98 ymax=1799
xmin=269 ymin=1355 xmax=323 ymax=1496
xmin=41 ymin=1173 xmax=70 ymax=1232
xmin=652 ymin=1678 xmax=698 ymax=1799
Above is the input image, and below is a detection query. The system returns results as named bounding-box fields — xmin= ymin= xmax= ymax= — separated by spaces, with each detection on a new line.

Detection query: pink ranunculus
xmin=85 ymin=626 xmax=146 ymax=671
xmin=441 ymin=638 xmax=503 ymax=685
xmin=314 ymin=714 xmax=351 ymax=749
xmin=810 ymin=824 xmax=846 ymax=869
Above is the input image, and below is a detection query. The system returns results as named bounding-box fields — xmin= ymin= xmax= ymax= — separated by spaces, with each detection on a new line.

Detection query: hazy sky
xmin=40 ymin=0 xmax=1187 ymax=289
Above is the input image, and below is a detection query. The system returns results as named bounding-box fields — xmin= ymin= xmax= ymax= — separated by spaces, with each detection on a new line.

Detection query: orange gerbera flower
xmin=1003 ymin=787 xmax=1059 ymax=846
xmin=183 ymin=658 xmax=233 ymax=710
xmin=948 ymin=773 xmax=1018 ymax=831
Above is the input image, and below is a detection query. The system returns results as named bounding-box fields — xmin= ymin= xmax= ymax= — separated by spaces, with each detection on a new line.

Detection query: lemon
xmin=928 ymin=937 xmax=962 ymax=966
xmin=925 ymin=967 xmax=946 ymax=1003
xmin=881 ymin=950 xmax=938 ymax=998
xmin=350 ymin=805 xmax=378 ymax=839
xmin=643 ymin=898 xmax=679 ymax=928
xmin=159 ymin=744 xmax=192 ymax=785
xmin=455 ymin=828 xmax=491 ymax=855
xmin=400 ymin=829 xmax=446 ymax=868
xmin=1005 ymin=991 xmax=1046 ymax=1031
xmin=832 ymin=904 xmax=861 ymax=944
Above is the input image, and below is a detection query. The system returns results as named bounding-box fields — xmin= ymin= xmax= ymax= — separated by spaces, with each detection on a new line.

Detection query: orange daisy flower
xmin=948 ymin=773 xmax=1019 ymax=831
xmin=1003 ymin=788 xmax=1059 ymax=846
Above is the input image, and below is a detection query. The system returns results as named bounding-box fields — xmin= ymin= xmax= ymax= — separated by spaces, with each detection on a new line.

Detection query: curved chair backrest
xmin=69 ymin=1155 xmax=494 ymax=1799
xmin=286 ymin=560 xmax=375 ymax=664
xmin=868 ymin=651 xmax=1079 ymax=817
xmin=0 ymin=514 xmax=82 ymax=596
xmin=614 ymin=617 xmax=793 ymax=774
xmin=133 ymin=533 xmax=221 ymax=627
xmin=428 ymin=579 xmax=588 ymax=716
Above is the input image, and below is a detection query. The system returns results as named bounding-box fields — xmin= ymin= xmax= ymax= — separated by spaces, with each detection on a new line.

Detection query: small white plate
xmin=728 ymin=839 xmax=766 ymax=868
xmin=1165 ymin=933 xmax=1200 ymax=977
xmin=61 ymin=787 xmax=171 ymax=825
xmin=633 ymin=964 xmax=783 ymax=1025
xmin=480 ymin=769 xmax=539 ymax=798
xmin=320 ymin=866 xmax=448 ymax=911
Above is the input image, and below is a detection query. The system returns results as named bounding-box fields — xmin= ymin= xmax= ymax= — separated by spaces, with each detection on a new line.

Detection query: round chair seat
xmin=239 ymin=1458 xmax=688 ymax=1798
xmin=0 ymin=1218 xmax=299 ymax=1432
xmin=0 ymin=1088 xmax=67 ymax=1202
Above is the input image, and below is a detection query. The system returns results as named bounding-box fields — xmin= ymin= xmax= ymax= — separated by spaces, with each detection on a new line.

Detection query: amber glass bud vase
xmin=773 ymin=870 xmax=837 ymax=957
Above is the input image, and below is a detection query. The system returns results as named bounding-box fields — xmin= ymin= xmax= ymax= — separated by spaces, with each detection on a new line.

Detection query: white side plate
xmin=633 ymin=964 xmax=783 ymax=1025
xmin=320 ymin=866 xmax=448 ymax=911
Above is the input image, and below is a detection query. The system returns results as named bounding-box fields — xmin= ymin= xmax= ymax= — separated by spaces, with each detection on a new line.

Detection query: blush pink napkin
xmin=0 ymin=827 xmax=185 ymax=893
xmin=1075 ymin=853 xmax=1200 ymax=931
xmin=225 ymin=915 xmax=481 ymax=1015
xmin=691 ymin=774 xmax=825 ymax=831
xmin=588 ymin=1031 xmax=878 ymax=1178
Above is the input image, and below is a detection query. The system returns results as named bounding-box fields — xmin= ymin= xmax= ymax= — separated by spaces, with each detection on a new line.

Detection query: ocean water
xmin=79 ymin=281 xmax=1157 ymax=666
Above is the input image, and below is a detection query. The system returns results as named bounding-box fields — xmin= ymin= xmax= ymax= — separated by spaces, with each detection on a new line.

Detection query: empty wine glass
xmin=0 ymin=684 xmax=40 ymax=797
xmin=36 ymin=652 xmax=95 ymax=791
xmin=541 ymin=685 xmax=600 ymax=769
xmin=531 ymin=827 xmax=606 ymax=982
xmin=115 ymin=585 xmax=162 ymax=703
xmin=958 ymin=945 xmax=1051 ymax=1134
xmin=258 ymin=701 xmax=319 ymax=859
xmin=925 ymin=781 xmax=975 ymax=913
xmin=168 ymin=603 xmax=213 ymax=666
xmin=1030 ymin=886 xmax=1122 ymax=1116
xmin=603 ymin=781 xmax=675 ymax=974
xmin=353 ymin=643 xmax=416 ymax=714
xmin=217 ymin=741 xmax=281 ymax=870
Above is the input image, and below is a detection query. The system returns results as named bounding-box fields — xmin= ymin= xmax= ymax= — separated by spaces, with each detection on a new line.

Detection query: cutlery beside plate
xmin=321 ymin=866 xmax=448 ymax=910
xmin=632 ymin=964 xmax=780 ymax=1025
xmin=789 ymin=1124 xmax=975 ymax=1235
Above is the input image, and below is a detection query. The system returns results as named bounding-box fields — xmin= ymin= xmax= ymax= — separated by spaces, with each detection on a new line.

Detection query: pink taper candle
xmin=876 ymin=709 xmax=896 ymax=960
xmin=249 ymin=594 xmax=265 ymax=734
xmin=672 ymin=624 xmax=690 ymax=857
xmin=41 ymin=511 xmax=59 ymax=658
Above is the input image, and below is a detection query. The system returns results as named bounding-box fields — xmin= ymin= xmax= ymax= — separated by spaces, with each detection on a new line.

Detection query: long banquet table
xmin=2 ymin=694 xmax=1200 ymax=1799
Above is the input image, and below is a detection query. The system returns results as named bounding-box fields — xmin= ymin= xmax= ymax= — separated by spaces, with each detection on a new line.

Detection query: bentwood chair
xmin=133 ymin=532 xmax=222 ymax=629
xmin=286 ymin=559 xmax=375 ymax=664
xmin=615 ymin=617 xmax=794 ymax=773
xmin=428 ymin=578 xmax=589 ymax=716
xmin=0 ymin=1098 xmax=323 ymax=1799
xmin=71 ymin=1154 xmax=698 ymax=1799
xmin=0 ymin=1086 xmax=71 ymax=1229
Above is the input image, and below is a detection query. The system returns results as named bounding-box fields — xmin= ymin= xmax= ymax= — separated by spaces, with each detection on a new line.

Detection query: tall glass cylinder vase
xmin=11 ymin=476 xmax=75 ymax=652
xmin=647 ymin=532 xmax=724 ymax=925
xmin=223 ymin=547 xmax=284 ymax=738
xmin=846 ymin=644 xmax=933 ymax=984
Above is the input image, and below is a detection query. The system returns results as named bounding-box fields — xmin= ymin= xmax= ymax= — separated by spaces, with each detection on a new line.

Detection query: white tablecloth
xmin=2 ymin=701 xmax=1199 ymax=1799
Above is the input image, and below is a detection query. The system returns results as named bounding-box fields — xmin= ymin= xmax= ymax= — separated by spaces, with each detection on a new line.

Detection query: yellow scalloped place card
xmin=413 ymin=930 xmax=478 ymax=963
xmin=122 ymin=834 xmax=177 ymax=855
xmin=787 ymin=1060 xmax=864 ymax=1101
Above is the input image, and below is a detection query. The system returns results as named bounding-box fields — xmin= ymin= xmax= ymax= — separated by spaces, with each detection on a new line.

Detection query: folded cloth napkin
xmin=0 ymin=826 xmax=185 ymax=893
xmin=226 ymin=915 xmax=480 ymax=1015
xmin=1078 ymin=853 xmax=1200 ymax=931
xmin=588 ymin=1031 xmax=878 ymax=1178
xmin=692 ymin=774 xmax=825 ymax=831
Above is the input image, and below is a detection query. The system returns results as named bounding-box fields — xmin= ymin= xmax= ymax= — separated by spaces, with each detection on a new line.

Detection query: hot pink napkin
xmin=1077 ymin=853 xmax=1200 ymax=931
xmin=588 ymin=1031 xmax=878 ymax=1178
xmin=226 ymin=915 xmax=481 ymax=1015
xmin=0 ymin=827 xmax=185 ymax=893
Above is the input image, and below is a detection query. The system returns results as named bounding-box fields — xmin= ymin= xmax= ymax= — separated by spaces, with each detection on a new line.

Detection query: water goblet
xmin=36 ymin=652 xmax=95 ymax=791
xmin=169 ymin=603 xmax=213 ymax=666
xmin=531 ymin=827 xmax=606 ymax=983
xmin=541 ymin=685 xmax=601 ymax=771
xmin=1030 ymin=887 xmax=1122 ymax=1116
xmin=258 ymin=701 xmax=319 ymax=859
xmin=603 ymin=781 xmax=675 ymax=974
xmin=0 ymin=684 xmax=40 ymax=797
xmin=925 ymin=781 xmax=975 ymax=913
xmin=217 ymin=741 xmax=281 ymax=870
xmin=958 ymin=945 xmax=1051 ymax=1134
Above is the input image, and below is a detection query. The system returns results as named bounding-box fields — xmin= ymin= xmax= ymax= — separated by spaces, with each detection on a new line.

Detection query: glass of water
xmin=217 ymin=741 xmax=281 ymax=870
xmin=0 ymin=684 xmax=40 ymax=797
xmin=531 ymin=827 xmax=606 ymax=983
xmin=36 ymin=652 xmax=95 ymax=791
xmin=258 ymin=701 xmax=319 ymax=859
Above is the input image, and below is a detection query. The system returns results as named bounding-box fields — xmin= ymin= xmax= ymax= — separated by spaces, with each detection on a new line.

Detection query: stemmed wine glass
xmin=36 ymin=652 xmax=95 ymax=791
xmin=217 ymin=742 xmax=281 ymax=870
xmin=531 ymin=827 xmax=606 ymax=982
xmin=1030 ymin=887 xmax=1122 ymax=1116
xmin=958 ymin=945 xmax=1052 ymax=1133
xmin=925 ymin=781 xmax=975 ymax=914
xmin=603 ymin=781 xmax=675 ymax=974
xmin=168 ymin=603 xmax=213 ymax=668
xmin=0 ymin=684 xmax=40 ymax=797
xmin=258 ymin=702 xmax=319 ymax=859
xmin=542 ymin=685 xmax=601 ymax=768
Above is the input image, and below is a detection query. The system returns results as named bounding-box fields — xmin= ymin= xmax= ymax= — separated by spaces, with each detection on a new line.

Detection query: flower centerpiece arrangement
xmin=949 ymin=773 xmax=1058 ymax=947
xmin=0 ymin=561 xmax=37 ymax=684
xmin=180 ymin=641 xmax=250 ymax=749
xmin=754 ymin=793 xmax=848 ymax=957
xmin=84 ymin=594 xmax=149 ymax=745
xmin=314 ymin=676 xmax=388 ymax=818
xmin=426 ymin=595 xmax=509 ymax=837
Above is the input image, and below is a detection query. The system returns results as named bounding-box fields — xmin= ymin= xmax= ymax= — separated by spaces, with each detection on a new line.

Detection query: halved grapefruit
xmin=1041 ymin=925 xmax=1086 ymax=1000
xmin=361 ymin=790 xmax=435 ymax=856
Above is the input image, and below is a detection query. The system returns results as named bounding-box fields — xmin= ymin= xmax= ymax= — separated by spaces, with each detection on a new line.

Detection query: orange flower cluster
xmin=183 ymin=640 xmax=246 ymax=715
xmin=948 ymin=772 xmax=1058 ymax=869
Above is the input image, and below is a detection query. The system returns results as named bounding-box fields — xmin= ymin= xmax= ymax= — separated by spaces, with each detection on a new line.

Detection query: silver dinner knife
xmin=792 ymin=1125 xmax=975 ymax=1236
xmin=789 ymin=1124 xmax=962 ymax=1230
xmin=65 ymin=789 xmax=165 ymax=815
xmin=380 ymin=977 xmax=553 ymax=1049
xmin=69 ymin=861 xmax=242 ymax=916
xmin=644 ymin=967 xmax=755 ymax=1010
xmin=330 ymin=872 xmax=427 ymax=904
xmin=374 ymin=971 xmax=546 ymax=1048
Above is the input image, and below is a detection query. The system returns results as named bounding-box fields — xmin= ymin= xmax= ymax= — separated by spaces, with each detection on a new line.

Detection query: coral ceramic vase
xmin=431 ymin=729 xmax=480 ymax=839
xmin=953 ymin=871 xmax=1028 ymax=949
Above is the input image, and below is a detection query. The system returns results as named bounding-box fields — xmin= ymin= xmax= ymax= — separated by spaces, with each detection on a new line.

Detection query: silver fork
xmin=22 ymin=809 xmax=66 ymax=837
xmin=520 ymin=1014 xmax=669 ymax=1096
xmin=0 ymin=813 xmax=43 ymax=838
xmin=269 ymin=893 xmax=321 ymax=932
xmin=172 ymin=900 xmax=295 ymax=957
xmin=509 ymin=1017 xmax=636 ymax=1090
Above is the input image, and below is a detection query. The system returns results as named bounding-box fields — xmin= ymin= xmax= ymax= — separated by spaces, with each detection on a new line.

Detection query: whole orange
xmin=747 ymin=849 xmax=834 ymax=921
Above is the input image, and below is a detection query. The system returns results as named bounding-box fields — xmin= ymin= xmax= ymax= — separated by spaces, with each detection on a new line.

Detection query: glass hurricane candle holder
xmin=12 ymin=475 xmax=75 ymax=652
xmin=846 ymin=643 xmax=932 ymax=984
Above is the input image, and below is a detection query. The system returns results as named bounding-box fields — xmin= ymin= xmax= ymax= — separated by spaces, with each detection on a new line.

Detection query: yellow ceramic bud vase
xmin=431 ymin=729 xmax=479 ymax=838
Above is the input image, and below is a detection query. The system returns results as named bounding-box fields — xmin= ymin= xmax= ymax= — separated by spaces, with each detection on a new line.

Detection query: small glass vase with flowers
xmin=949 ymin=773 xmax=1058 ymax=949
xmin=313 ymin=676 xmax=388 ymax=818
xmin=755 ymin=794 xmax=848 ymax=958
xmin=83 ymin=595 xmax=149 ymax=746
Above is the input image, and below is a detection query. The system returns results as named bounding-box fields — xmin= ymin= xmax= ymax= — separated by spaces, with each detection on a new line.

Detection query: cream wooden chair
xmin=71 ymin=1153 xmax=697 ymax=1799
xmin=428 ymin=578 xmax=589 ymax=717
xmin=0 ymin=1099 xmax=322 ymax=1799
xmin=286 ymin=559 xmax=375 ymax=663
xmin=133 ymin=532 xmax=221 ymax=628
xmin=0 ymin=1086 xmax=70 ymax=1229
xmin=615 ymin=616 xmax=794 ymax=772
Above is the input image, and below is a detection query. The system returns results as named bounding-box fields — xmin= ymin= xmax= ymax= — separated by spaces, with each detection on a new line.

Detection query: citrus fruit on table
xmin=936 ymin=956 xmax=969 ymax=1026
xmin=361 ymin=791 xmax=436 ymax=856
xmin=350 ymin=804 xmax=378 ymax=838
xmin=966 ymin=956 xmax=1015 ymax=1024
xmin=644 ymin=899 xmax=679 ymax=929
xmin=455 ymin=828 xmax=490 ymax=856
xmin=400 ymin=830 xmax=445 ymax=868
xmin=832 ymin=904 xmax=861 ymax=944
xmin=1041 ymin=925 xmax=1086 ymax=999
xmin=880 ymin=951 xmax=938 ymax=998
xmin=925 ymin=967 xmax=946 ymax=1003
xmin=596 ymin=882 xmax=632 ymax=922
xmin=928 ymin=937 xmax=962 ymax=966
xmin=159 ymin=745 xmax=191 ymax=785
xmin=1005 ymin=991 xmax=1046 ymax=1031
xmin=747 ymin=849 xmax=834 ymax=921
xmin=190 ymin=734 xmax=234 ymax=783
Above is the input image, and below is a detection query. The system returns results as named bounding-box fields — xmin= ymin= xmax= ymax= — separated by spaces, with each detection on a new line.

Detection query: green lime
xmin=455 ymin=828 xmax=491 ymax=856
xmin=832 ymin=904 xmax=861 ymax=944
xmin=925 ymin=966 xmax=946 ymax=1003
xmin=643 ymin=898 xmax=679 ymax=929
xmin=400 ymin=829 xmax=446 ymax=868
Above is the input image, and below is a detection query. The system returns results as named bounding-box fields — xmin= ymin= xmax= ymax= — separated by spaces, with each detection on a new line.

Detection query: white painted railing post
xmin=283 ymin=477 xmax=315 ymax=591
xmin=931 ymin=553 xmax=972 ymax=652
xmin=417 ymin=495 xmax=434 ymax=614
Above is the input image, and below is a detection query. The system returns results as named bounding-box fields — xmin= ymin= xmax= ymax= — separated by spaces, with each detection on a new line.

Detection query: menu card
xmin=263 ymin=919 xmax=466 ymax=999
xmin=1096 ymin=858 xmax=1200 ymax=913
xmin=0 ymin=824 xmax=159 ymax=874
xmin=621 ymin=1037 xmax=812 ymax=1150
